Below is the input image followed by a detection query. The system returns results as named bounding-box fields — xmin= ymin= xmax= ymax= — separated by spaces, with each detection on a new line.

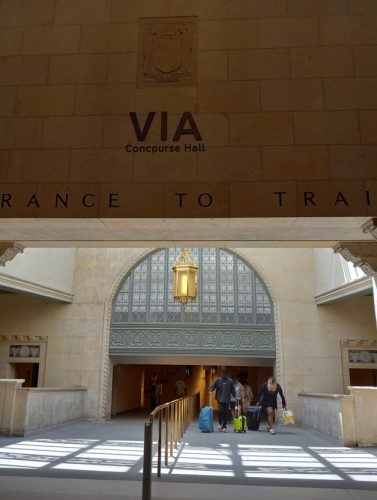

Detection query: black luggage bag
xmin=246 ymin=405 xmax=263 ymax=431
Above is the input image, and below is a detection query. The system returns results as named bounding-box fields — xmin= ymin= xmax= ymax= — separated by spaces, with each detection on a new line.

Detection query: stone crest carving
xmin=203 ymin=332 xmax=217 ymax=348
xmin=184 ymin=331 xmax=200 ymax=347
xmin=138 ymin=17 xmax=197 ymax=87
xmin=149 ymin=331 xmax=162 ymax=347
xmin=166 ymin=332 xmax=180 ymax=347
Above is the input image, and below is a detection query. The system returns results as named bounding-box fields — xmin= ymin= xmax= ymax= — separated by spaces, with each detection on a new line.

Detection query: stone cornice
xmin=333 ymin=242 xmax=377 ymax=276
xmin=340 ymin=339 xmax=377 ymax=347
xmin=0 ymin=335 xmax=47 ymax=342
xmin=0 ymin=273 xmax=73 ymax=303
xmin=0 ymin=242 xmax=24 ymax=266
xmin=315 ymin=276 xmax=372 ymax=305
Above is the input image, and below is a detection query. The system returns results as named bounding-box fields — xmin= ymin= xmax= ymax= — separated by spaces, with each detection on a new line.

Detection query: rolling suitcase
xmin=233 ymin=401 xmax=246 ymax=433
xmin=199 ymin=395 xmax=213 ymax=432
xmin=246 ymin=405 xmax=263 ymax=431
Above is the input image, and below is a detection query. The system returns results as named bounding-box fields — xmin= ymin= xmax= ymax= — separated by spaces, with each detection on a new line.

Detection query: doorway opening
xmin=349 ymin=368 xmax=377 ymax=386
xmin=111 ymin=363 xmax=273 ymax=417
xmin=9 ymin=362 xmax=39 ymax=387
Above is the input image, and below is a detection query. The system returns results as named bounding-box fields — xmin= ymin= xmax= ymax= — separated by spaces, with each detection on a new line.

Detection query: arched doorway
xmin=109 ymin=248 xmax=276 ymax=415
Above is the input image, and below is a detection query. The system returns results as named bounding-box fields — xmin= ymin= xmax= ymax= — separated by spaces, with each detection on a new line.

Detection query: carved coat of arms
xmin=153 ymin=28 xmax=182 ymax=74
xmin=138 ymin=17 xmax=197 ymax=87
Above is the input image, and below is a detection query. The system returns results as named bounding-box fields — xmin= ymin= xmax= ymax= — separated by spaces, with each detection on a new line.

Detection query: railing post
xmin=165 ymin=406 xmax=169 ymax=466
xmin=142 ymin=421 xmax=153 ymax=500
xmin=180 ymin=399 xmax=184 ymax=439
xmin=157 ymin=412 xmax=162 ymax=477
xmin=174 ymin=402 xmax=178 ymax=449
xmin=170 ymin=401 xmax=174 ymax=457
xmin=183 ymin=399 xmax=185 ymax=431
xmin=185 ymin=398 xmax=188 ymax=428
xmin=184 ymin=399 xmax=186 ymax=432
xmin=142 ymin=392 xmax=199 ymax=498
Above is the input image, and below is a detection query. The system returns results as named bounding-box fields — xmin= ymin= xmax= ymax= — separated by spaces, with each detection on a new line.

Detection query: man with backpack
xmin=209 ymin=367 xmax=236 ymax=432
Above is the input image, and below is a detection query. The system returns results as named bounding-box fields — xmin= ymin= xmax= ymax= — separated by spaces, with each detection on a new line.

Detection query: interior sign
xmin=125 ymin=111 xmax=206 ymax=153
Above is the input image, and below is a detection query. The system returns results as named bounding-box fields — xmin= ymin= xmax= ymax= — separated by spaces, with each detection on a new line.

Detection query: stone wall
xmin=0 ymin=247 xmax=376 ymax=420
xmin=349 ymin=386 xmax=377 ymax=446
xmin=298 ymin=392 xmax=357 ymax=445
xmin=0 ymin=1 xmax=377 ymax=218
xmin=236 ymin=248 xmax=377 ymax=411
xmin=0 ymin=247 xmax=76 ymax=300
xmin=299 ymin=388 xmax=377 ymax=447
xmin=15 ymin=387 xmax=87 ymax=435
xmin=0 ymin=248 xmax=147 ymax=418
xmin=0 ymin=380 xmax=86 ymax=436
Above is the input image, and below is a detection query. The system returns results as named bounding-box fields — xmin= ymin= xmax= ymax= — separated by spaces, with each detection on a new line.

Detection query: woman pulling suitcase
xmin=257 ymin=376 xmax=287 ymax=435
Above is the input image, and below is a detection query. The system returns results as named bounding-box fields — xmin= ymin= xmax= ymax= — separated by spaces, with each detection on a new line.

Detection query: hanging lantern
xmin=172 ymin=248 xmax=198 ymax=304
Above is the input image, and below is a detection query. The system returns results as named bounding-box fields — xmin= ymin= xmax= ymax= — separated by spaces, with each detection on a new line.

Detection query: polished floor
xmin=0 ymin=413 xmax=376 ymax=499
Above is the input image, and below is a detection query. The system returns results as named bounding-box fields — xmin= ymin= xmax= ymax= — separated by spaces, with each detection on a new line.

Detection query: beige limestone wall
xmin=0 ymin=247 xmax=149 ymax=419
xmin=349 ymin=386 xmax=377 ymax=446
xmin=0 ymin=1 xmax=377 ymax=218
xmin=298 ymin=393 xmax=357 ymax=446
xmin=237 ymin=248 xmax=377 ymax=412
xmin=0 ymin=246 xmax=376 ymax=420
xmin=16 ymin=387 xmax=87 ymax=436
xmin=0 ymin=247 xmax=76 ymax=297
xmin=299 ymin=388 xmax=377 ymax=447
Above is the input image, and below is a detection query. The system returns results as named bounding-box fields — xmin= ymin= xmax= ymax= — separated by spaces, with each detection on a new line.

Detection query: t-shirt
xmin=175 ymin=379 xmax=187 ymax=396
xmin=235 ymin=381 xmax=242 ymax=399
xmin=231 ymin=381 xmax=242 ymax=401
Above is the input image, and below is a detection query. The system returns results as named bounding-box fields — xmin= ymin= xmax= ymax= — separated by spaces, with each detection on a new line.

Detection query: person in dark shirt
xmin=209 ymin=367 xmax=236 ymax=432
xmin=150 ymin=372 xmax=158 ymax=409
xmin=257 ymin=376 xmax=286 ymax=435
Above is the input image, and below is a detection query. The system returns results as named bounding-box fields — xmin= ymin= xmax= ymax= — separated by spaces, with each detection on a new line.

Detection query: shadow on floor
xmin=0 ymin=417 xmax=376 ymax=492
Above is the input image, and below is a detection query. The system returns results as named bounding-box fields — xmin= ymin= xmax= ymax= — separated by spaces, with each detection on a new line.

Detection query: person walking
xmin=257 ymin=376 xmax=286 ymax=434
xmin=150 ymin=372 xmax=158 ymax=409
xmin=230 ymin=374 xmax=243 ymax=421
xmin=240 ymin=377 xmax=253 ymax=415
xmin=209 ymin=367 xmax=236 ymax=432
xmin=175 ymin=378 xmax=187 ymax=397
xmin=154 ymin=379 xmax=163 ymax=407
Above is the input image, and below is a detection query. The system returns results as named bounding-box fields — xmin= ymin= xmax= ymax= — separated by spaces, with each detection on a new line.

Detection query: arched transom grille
xmin=110 ymin=248 xmax=275 ymax=357
xmin=112 ymin=248 xmax=273 ymax=326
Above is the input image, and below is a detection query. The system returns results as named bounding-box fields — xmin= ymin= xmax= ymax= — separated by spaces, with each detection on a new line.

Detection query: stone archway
xmin=99 ymin=247 xmax=282 ymax=420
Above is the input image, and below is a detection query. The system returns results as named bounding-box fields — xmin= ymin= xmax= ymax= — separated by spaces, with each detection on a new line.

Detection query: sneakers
xmin=222 ymin=427 xmax=227 ymax=432
xmin=218 ymin=424 xmax=222 ymax=430
xmin=269 ymin=429 xmax=276 ymax=435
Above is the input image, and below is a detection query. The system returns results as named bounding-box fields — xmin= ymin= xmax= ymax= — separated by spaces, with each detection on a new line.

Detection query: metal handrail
xmin=142 ymin=392 xmax=200 ymax=500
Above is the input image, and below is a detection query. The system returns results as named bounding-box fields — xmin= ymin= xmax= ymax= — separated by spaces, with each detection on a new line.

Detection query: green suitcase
xmin=233 ymin=415 xmax=247 ymax=432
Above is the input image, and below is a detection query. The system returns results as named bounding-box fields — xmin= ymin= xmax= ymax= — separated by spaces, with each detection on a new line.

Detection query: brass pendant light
xmin=172 ymin=248 xmax=198 ymax=304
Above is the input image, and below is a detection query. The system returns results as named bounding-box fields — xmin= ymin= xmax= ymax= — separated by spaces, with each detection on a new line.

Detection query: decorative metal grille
xmin=112 ymin=248 xmax=273 ymax=325
xmin=110 ymin=248 xmax=275 ymax=356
